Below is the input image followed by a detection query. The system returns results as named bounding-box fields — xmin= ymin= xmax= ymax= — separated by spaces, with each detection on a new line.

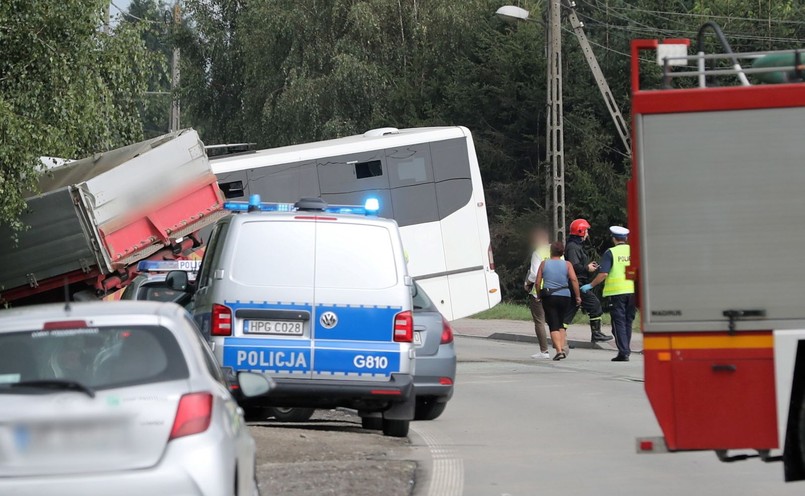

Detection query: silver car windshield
xmin=0 ymin=326 xmax=189 ymax=392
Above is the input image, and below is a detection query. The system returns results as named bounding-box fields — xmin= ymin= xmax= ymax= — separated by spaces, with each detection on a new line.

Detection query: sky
xmin=110 ymin=0 xmax=132 ymax=21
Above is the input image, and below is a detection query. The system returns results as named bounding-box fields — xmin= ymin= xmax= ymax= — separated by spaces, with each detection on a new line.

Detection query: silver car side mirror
xmin=165 ymin=270 xmax=189 ymax=291
xmin=237 ymin=372 xmax=274 ymax=398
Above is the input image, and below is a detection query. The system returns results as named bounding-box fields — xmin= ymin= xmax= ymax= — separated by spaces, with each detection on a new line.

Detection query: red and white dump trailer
xmin=630 ymin=35 xmax=805 ymax=481
xmin=0 ymin=130 xmax=226 ymax=305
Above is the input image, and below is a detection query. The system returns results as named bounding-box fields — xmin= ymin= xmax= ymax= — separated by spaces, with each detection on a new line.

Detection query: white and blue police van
xmin=174 ymin=195 xmax=416 ymax=436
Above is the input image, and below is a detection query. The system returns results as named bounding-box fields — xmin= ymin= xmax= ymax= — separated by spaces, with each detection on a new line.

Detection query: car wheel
xmin=243 ymin=406 xmax=272 ymax=421
xmin=414 ymin=398 xmax=447 ymax=421
xmin=270 ymin=407 xmax=315 ymax=422
xmin=382 ymin=419 xmax=410 ymax=437
xmin=361 ymin=416 xmax=383 ymax=430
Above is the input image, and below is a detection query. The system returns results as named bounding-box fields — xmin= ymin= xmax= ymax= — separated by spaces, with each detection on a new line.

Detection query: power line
xmin=604 ymin=3 xmax=805 ymax=26
xmin=110 ymin=1 xmax=160 ymax=24
xmin=560 ymin=25 xmax=652 ymax=64
xmin=574 ymin=11 xmax=803 ymax=45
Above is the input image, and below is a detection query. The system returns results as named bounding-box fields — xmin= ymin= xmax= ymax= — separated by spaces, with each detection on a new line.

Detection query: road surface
xmin=411 ymin=336 xmax=802 ymax=496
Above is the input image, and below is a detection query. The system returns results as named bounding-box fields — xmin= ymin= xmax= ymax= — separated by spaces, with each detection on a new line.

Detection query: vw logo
xmin=320 ymin=311 xmax=338 ymax=329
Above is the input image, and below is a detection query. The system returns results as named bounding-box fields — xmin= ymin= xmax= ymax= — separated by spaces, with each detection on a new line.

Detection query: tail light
xmin=440 ymin=316 xmax=454 ymax=344
xmin=169 ymin=392 xmax=213 ymax=440
xmin=211 ymin=303 xmax=232 ymax=336
xmin=488 ymin=244 xmax=496 ymax=271
xmin=394 ymin=311 xmax=413 ymax=342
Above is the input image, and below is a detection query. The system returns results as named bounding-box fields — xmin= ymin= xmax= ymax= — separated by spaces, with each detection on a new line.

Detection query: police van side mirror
xmin=166 ymin=270 xmax=189 ymax=292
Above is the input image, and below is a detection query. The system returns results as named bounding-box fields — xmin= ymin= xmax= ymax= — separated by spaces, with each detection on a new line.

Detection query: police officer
xmin=563 ymin=219 xmax=613 ymax=343
xmin=582 ymin=226 xmax=635 ymax=361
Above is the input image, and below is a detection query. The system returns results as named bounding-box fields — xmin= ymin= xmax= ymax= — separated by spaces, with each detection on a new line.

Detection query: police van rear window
xmin=315 ymin=223 xmax=398 ymax=289
xmin=231 ymin=221 xmax=315 ymax=288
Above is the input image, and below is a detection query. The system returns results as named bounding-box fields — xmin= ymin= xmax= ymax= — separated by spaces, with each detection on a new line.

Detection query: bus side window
xmin=429 ymin=138 xmax=473 ymax=220
xmin=247 ymin=162 xmax=320 ymax=203
xmin=317 ymin=152 xmax=391 ymax=209
xmin=216 ymin=171 xmax=249 ymax=200
xmin=386 ymin=147 xmax=438 ymax=227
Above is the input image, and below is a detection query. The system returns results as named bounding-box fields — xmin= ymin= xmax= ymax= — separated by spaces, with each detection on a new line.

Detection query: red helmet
xmin=569 ymin=218 xmax=591 ymax=237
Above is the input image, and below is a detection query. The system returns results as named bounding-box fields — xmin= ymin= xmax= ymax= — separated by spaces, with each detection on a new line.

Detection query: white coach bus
xmin=210 ymin=126 xmax=501 ymax=321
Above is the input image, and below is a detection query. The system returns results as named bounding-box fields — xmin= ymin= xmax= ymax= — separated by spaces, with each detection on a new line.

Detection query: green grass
xmin=470 ymin=302 xmax=619 ymax=325
xmin=470 ymin=302 xmax=533 ymax=321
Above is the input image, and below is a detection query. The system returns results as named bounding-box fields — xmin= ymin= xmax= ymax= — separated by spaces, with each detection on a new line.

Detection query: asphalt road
xmin=411 ymin=336 xmax=803 ymax=496
xmin=249 ymin=409 xmax=416 ymax=495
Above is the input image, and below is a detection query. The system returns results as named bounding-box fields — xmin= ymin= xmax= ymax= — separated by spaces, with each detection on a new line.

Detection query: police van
xmin=171 ymin=196 xmax=416 ymax=436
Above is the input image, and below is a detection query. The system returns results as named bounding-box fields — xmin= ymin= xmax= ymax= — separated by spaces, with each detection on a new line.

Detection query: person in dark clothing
xmin=563 ymin=218 xmax=614 ymax=343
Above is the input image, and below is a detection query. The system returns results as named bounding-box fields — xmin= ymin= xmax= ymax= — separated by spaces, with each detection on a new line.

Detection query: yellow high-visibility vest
xmin=603 ymin=243 xmax=634 ymax=297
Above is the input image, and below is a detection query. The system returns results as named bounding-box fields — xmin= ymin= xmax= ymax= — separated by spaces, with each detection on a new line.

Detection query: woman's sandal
xmin=553 ymin=352 xmax=566 ymax=361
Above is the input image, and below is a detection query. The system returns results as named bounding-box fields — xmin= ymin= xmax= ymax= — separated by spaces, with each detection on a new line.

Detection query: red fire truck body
xmin=630 ymin=38 xmax=805 ymax=481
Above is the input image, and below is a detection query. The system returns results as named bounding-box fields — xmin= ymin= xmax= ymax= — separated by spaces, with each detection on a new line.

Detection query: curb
xmin=456 ymin=331 xmax=643 ymax=354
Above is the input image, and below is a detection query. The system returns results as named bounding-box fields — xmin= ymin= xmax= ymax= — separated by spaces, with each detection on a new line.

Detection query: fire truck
xmin=631 ymin=25 xmax=805 ymax=481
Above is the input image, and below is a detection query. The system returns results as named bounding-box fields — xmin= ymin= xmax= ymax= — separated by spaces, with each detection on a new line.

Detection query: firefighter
xmin=582 ymin=226 xmax=635 ymax=361
xmin=563 ymin=219 xmax=613 ymax=343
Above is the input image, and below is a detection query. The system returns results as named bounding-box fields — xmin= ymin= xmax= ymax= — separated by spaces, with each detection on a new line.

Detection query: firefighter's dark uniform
xmin=563 ymin=235 xmax=613 ymax=342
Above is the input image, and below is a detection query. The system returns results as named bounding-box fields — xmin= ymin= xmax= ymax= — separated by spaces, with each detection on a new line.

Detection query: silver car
xmin=120 ymin=273 xmax=194 ymax=309
xmin=0 ymin=301 xmax=270 ymax=496
xmin=412 ymin=282 xmax=456 ymax=420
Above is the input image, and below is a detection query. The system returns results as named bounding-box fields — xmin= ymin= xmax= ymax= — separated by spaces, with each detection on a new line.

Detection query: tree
xmin=176 ymin=0 xmax=805 ymax=300
xmin=0 ymin=0 xmax=154 ymax=232
xmin=123 ymin=0 xmax=172 ymax=138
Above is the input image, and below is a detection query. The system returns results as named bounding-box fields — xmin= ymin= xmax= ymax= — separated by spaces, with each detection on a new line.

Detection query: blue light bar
xmin=324 ymin=205 xmax=366 ymax=215
xmin=137 ymin=260 xmax=201 ymax=272
xmin=224 ymin=201 xmax=294 ymax=212
xmin=224 ymin=194 xmax=379 ymax=215
xmin=364 ymin=197 xmax=380 ymax=213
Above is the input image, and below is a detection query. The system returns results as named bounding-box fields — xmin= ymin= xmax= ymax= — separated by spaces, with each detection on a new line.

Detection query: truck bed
xmin=0 ymin=130 xmax=226 ymax=303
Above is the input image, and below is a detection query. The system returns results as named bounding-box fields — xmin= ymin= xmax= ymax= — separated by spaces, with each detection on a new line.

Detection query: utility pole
xmin=104 ymin=2 xmax=111 ymax=34
xmin=169 ymin=0 xmax=181 ymax=132
xmin=546 ymin=0 xmax=566 ymax=242
xmin=567 ymin=2 xmax=630 ymax=154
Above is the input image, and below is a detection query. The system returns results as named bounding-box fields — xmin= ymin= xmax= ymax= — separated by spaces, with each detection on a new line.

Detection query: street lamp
xmin=495 ymin=5 xmax=531 ymax=22
xmin=495 ymin=3 xmax=566 ymax=242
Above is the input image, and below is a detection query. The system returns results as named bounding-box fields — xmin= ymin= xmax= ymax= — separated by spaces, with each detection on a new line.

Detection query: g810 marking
xmin=353 ymin=355 xmax=389 ymax=369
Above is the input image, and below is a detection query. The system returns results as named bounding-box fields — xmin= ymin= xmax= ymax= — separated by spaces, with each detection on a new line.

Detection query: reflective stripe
xmin=644 ymin=333 xmax=773 ymax=350
xmin=602 ymin=244 xmax=634 ymax=297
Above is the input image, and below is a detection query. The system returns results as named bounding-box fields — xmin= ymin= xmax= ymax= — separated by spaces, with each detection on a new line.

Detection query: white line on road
xmin=411 ymin=423 xmax=464 ymax=496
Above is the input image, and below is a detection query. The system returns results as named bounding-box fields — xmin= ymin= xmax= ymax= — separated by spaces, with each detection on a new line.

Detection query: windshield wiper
xmin=7 ymin=379 xmax=96 ymax=398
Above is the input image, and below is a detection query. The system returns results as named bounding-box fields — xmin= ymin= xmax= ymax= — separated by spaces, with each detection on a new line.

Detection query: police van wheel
xmin=382 ymin=419 xmax=410 ymax=437
xmin=270 ymin=407 xmax=315 ymax=422
xmin=361 ymin=416 xmax=383 ymax=430
xmin=414 ymin=399 xmax=447 ymax=421
xmin=243 ymin=406 xmax=272 ymax=421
